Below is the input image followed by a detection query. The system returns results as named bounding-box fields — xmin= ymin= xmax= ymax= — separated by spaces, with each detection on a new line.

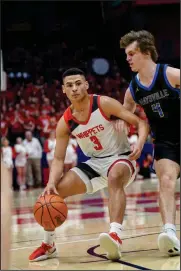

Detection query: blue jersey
xmin=129 ymin=64 xmax=180 ymax=143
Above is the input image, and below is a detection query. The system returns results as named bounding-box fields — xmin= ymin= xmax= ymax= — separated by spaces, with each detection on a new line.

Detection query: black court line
xmin=11 ymin=224 xmax=180 ymax=244
xmin=86 ymin=245 xmax=152 ymax=270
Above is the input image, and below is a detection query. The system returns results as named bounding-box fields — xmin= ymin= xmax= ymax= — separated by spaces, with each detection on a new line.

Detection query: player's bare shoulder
xmin=165 ymin=66 xmax=180 ymax=88
xmin=99 ymin=95 xmax=123 ymax=118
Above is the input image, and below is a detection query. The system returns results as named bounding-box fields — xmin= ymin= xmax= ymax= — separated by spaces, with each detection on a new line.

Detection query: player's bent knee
xmin=108 ymin=163 xmax=130 ymax=188
xmin=108 ymin=171 xmax=125 ymax=188
xmin=159 ymin=174 xmax=175 ymax=191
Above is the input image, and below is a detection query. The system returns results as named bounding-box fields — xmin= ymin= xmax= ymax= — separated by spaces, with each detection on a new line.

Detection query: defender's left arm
xmin=166 ymin=66 xmax=180 ymax=89
xmin=99 ymin=96 xmax=149 ymax=160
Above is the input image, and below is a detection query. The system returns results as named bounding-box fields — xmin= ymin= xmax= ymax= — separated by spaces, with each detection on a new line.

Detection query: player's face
xmin=62 ymin=75 xmax=89 ymax=102
xmin=125 ymin=41 xmax=146 ymax=72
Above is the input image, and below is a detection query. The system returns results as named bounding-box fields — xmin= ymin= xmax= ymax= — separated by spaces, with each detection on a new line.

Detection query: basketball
xmin=33 ymin=194 xmax=68 ymax=230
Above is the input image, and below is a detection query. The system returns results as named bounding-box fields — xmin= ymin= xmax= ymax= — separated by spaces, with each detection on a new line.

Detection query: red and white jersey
xmin=64 ymin=95 xmax=130 ymax=158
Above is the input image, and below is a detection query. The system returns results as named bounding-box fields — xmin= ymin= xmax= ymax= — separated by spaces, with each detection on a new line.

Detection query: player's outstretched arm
xmin=123 ymin=88 xmax=137 ymax=112
xmin=42 ymin=117 xmax=70 ymax=195
xmin=100 ymin=96 xmax=149 ymax=160
xmin=113 ymin=87 xmax=137 ymax=133
xmin=165 ymin=66 xmax=180 ymax=89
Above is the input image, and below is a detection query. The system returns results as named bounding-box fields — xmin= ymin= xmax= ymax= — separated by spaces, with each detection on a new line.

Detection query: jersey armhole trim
xmin=63 ymin=109 xmax=71 ymax=131
xmin=129 ymin=81 xmax=137 ymax=102
xmin=97 ymin=96 xmax=111 ymax=122
xmin=163 ymin=64 xmax=180 ymax=94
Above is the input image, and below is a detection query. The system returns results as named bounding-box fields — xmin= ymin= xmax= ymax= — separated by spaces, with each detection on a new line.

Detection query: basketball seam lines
xmin=44 ymin=195 xmax=56 ymax=228
xmin=33 ymin=202 xmax=66 ymax=216
xmin=49 ymin=203 xmax=67 ymax=219
xmin=34 ymin=203 xmax=43 ymax=216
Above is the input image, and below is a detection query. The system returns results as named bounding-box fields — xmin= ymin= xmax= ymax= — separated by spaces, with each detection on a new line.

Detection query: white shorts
xmin=71 ymin=154 xmax=136 ymax=194
xmin=15 ymin=159 xmax=26 ymax=167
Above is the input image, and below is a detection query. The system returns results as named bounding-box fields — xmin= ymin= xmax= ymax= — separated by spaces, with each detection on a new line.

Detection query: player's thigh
xmin=108 ymin=162 xmax=132 ymax=188
xmin=154 ymin=158 xmax=180 ymax=181
xmin=56 ymin=169 xmax=87 ymax=198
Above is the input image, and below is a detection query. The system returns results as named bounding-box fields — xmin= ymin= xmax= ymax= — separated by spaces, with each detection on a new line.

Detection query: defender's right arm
xmin=114 ymin=87 xmax=137 ymax=133
xmin=43 ymin=117 xmax=70 ymax=195
xmin=124 ymin=88 xmax=137 ymax=113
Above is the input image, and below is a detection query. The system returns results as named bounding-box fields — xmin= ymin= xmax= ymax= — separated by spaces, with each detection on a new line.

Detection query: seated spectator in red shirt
xmin=37 ymin=110 xmax=51 ymax=144
xmin=5 ymin=90 xmax=15 ymax=104
xmin=9 ymin=111 xmax=25 ymax=144
xmin=19 ymin=99 xmax=26 ymax=115
xmin=6 ymin=105 xmax=14 ymax=122
xmin=25 ymin=103 xmax=39 ymax=118
xmin=41 ymin=97 xmax=54 ymax=115
xmin=23 ymin=111 xmax=36 ymax=133
xmin=47 ymin=116 xmax=57 ymax=133
xmin=15 ymin=103 xmax=25 ymax=117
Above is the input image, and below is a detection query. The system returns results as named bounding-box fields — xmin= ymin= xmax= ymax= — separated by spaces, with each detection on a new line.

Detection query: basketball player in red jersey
xmin=114 ymin=30 xmax=180 ymax=256
xmin=29 ymin=68 xmax=149 ymax=262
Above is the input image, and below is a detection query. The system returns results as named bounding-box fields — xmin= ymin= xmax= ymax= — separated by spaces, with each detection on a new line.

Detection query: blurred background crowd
xmin=1 ymin=0 xmax=179 ymax=190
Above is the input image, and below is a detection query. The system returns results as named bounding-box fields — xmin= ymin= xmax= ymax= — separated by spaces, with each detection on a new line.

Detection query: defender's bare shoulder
xmin=166 ymin=66 xmax=180 ymax=88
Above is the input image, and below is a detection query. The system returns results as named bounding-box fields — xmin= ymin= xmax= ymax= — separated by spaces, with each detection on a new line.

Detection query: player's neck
xmin=138 ymin=60 xmax=157 ymax=82
xmin=71 ymin=94 xmax=90 ymax=113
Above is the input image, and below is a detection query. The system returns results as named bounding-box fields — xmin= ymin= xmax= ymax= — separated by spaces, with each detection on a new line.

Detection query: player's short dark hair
xmin=120 ymin=30 xmax=158 ymax=62
xmin=62 ymin=68 xmax=86 ymax=81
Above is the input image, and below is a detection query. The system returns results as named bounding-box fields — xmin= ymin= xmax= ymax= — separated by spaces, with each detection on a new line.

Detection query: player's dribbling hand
xmin=41 ymin=182 xmax=58 ymax=197
xmin=128 ymin=143 xmax=143 ymax=161
xmin=113 ymin=119 xmax=129 ymax=135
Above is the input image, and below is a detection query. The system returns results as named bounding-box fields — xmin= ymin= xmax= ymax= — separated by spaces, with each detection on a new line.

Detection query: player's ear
xmin=85 ymin=81 xmax=89 ymax=90
xmin=62 ymin=85 xmax=66 ymax=93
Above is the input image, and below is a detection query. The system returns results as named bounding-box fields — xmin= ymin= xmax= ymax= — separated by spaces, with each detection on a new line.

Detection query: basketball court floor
xmin=10 ymin=178 xmax=180 ymax=270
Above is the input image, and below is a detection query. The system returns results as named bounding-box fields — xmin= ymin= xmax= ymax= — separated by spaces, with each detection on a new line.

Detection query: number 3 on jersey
xmin=90 ymin=136 xmax=103 ymax=150
xmin=151 ymin=102 xmax=164 ymax=118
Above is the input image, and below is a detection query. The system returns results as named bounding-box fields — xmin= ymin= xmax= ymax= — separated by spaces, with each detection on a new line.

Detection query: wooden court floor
xmin=10 ymin=178 xmax=180 ymax=270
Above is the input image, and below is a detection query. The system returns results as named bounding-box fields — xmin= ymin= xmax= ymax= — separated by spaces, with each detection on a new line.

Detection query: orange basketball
xmin=33 ymin=194 xmax=68 ymax=230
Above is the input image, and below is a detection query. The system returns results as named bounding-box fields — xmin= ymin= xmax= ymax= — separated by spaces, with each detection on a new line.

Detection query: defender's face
xmin=125 ymin=41 xmax=146 ymax=72
xmin=62 ymin=75 xmax=89 ymax=102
